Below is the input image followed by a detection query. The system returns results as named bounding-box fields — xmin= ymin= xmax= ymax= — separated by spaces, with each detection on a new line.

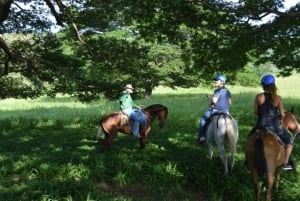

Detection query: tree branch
xmin=44 ymin=0 xmax=64 ymax=26
xmin=191 ymin=0 xmax=300 ymax=19
xmin=54 ymin=0 xmax=94 ymax=57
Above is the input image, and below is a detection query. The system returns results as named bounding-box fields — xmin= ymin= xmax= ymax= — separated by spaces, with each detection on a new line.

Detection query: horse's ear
xmin=291 ymin=107 xmax=294 ymax=114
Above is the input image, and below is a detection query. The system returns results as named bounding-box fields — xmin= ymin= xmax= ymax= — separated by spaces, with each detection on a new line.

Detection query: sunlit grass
xmin=0 ymin=74 xmax=299 ymax=201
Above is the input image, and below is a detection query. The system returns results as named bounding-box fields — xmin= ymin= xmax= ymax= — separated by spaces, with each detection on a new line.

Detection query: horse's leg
xmin=96 ymin=126 xmax=102 ymax=140
xmin=217 ymin=144 xmax=228 ymax=174
xmin=138 ymin=130 xmax=148 ymax=149
xmin=228 ymin=120 xmax=238 ymax=171
xmin=265 ymin=171 xmax=274 ymax=201
xmin=274 ymin=168 xmax=281 ymax=192
xmin=139 ymin=126 xmax=150 ymax=149
xmin=102 ymin=131 xmax=117 ymax=150
xmin=108 ymin=132 xmax=118 ymax=147
xmin=102 ymin=133 xmax=110 ymax=150
xmin=251 ymin=171 xmax=260 ymax=201
xmin=208 ymin=142 xmax=213 ymax=159
xmin=139 ymin=135 xmax=146 ymax=149
xmin=229 ymin=149 xmax=236 ymax=172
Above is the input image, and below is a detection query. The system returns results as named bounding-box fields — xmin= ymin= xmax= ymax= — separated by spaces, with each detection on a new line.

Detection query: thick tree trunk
xmin=144 ymin=79 xmax=153 ymax=99
xmin=0 ymin=0 xmax=13 ymax=75
xmin=0 ymin=0 xmax=12 ymax=24
xmin=144 ymin=87 xmax=152 ymax=99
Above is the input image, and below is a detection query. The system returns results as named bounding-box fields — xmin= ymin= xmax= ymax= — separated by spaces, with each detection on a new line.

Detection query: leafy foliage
xmin=0 ymin=0 xmax=299 ymax=101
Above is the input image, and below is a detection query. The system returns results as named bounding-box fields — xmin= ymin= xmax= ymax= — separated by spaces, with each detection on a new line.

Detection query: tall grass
xmin=0 ymin=74 xmax=299 ymax=201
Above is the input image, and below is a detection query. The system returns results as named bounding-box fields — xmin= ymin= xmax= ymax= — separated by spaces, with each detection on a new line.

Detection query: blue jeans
xmin=122 ymin=109 xmax=143 ymax=137
xmin=198 ymin=109 xmax=219 ymax=139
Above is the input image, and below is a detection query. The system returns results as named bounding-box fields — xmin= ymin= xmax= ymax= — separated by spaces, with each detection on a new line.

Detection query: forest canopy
xmin=0 ymin=0 xmax=299 ymax=101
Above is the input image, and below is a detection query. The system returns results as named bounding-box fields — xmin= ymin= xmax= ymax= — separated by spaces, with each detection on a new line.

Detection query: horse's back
xmin=101 ymin=112 xmax=122 ymax=133
xmin=207 ymin=113 xmax=238 ymax=142
xmin=245 ymin=133 xmax=259 ymax=169
xmin=245 ymin=131 xmax=285 ymax=171
xmin=263 ymin=133 xmax=285 ymax=166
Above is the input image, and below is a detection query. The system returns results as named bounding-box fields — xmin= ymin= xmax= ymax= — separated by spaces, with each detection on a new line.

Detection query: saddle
xmin=206 ymin=111 xmax=232 ymax=129
xmin=120 ymin=112 xmax=128 ymax=126
xmin=119 ymin=110 xmax=147 ymax=133
xmin=250 ymin=128 xmax=284 ymax=146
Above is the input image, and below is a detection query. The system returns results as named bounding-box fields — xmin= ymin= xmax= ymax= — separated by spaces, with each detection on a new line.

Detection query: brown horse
xmin=245 ymin=110 xmax=300 ymax=201
xmin=96 ymin=104 xmax=168 ymax=150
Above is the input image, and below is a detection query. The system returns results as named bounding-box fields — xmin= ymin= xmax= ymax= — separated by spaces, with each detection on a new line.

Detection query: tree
xmin=119 ymin=0 xmax=300 ymax=77
xmin=0 ymin=0 xmax=299 ymax=100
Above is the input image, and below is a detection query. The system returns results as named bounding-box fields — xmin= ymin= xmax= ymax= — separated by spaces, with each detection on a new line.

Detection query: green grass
xmin=0 ymin=74 xmax=300 ymax=201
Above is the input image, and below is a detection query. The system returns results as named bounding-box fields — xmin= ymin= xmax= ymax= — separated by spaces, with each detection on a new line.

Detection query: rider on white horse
xmin=197 ymin=74 xmax=232 ymax=144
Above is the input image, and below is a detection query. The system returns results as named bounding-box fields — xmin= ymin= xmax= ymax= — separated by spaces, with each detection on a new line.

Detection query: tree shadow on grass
xmin=0 ymin=92 xmax=299 ymax=201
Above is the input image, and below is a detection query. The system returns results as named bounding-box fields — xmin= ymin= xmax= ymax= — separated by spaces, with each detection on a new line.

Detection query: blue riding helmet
xmin=261 ymin=74 xmax=275 ymax=85
xmin=214 ymin=74 xmax=226 ymax=83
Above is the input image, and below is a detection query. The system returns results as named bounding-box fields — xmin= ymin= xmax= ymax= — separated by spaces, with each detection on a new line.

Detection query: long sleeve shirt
xmin=119 ymin=91 xmax=137 ymax=110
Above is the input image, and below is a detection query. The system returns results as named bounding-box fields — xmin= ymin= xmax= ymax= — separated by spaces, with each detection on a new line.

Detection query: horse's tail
xmin=226 ymin=118 xmax=238 ymax=154
xmin=255 ymin=137 xmax=266 ymax=177
xmin=96 ymin=120 xmax=103 ymax=140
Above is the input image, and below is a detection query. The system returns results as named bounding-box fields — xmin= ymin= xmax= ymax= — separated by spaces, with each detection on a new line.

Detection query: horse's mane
xmin=144 ymin=104 xmax=167 ymax=110
xmin=285 ymin=108 xmax=299 ymax=121
xmin=288 ymin=107 xmax=297 ymax=115
xmin=142 ymin=104 xmax=168 ymax=120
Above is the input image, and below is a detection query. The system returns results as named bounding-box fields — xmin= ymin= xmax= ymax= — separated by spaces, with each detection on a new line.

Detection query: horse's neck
xmin=284 ymin=113 xmax=300 ymax=133
xmin=146 ymin=112 xmax=155 ymax=121
xmin=144 ymin=106 xmax=167 ymax=122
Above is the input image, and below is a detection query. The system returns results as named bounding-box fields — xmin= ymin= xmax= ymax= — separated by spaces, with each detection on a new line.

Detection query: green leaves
xmin=1 ymin=0 xmax=299 ymax=101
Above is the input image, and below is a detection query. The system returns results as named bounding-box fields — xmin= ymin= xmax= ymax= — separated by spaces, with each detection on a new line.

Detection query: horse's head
xmin=157 ymin=106 xmax=168 ymax=128
xmin=143 ymin=104 xmax=168 ymax=128
xmin=282 ymin=109 xmax=300 ymax=137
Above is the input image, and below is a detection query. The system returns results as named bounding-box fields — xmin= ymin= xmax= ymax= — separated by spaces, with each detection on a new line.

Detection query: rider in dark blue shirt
xmin=251 ymin=74 xmax=294 ymax=170
xmin=197 ymin=74 xmax=232 ymax=143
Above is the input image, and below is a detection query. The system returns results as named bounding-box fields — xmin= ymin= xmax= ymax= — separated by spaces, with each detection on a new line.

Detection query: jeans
xmin=198 ymin=109 xmax=219 ymax=139
xmin=122 ymin=109 xmax=140 ymax=137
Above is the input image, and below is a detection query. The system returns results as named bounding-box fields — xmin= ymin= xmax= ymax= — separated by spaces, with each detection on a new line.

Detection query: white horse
xmin=206 ymin=112 xmax=239 ymax=174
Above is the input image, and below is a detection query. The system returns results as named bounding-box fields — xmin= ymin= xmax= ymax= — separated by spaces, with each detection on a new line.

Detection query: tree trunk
xmin=144 ymin=79 xmax=153 ymax=99
xmin=0 ymin=0 xmax=12 ymax=23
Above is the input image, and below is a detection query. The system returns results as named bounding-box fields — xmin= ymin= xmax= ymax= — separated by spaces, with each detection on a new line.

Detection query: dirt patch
xmin=96 ymin=182 xmax=208 ymax=200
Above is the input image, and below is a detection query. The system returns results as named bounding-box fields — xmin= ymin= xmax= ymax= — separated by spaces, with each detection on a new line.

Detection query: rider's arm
xmin=210 ymin=96 xmax=218 ymax=108
xmin=277 ymin=95 xmax=285 ymax=119
xmin=254 ymin=95 xmax=259 ymax=115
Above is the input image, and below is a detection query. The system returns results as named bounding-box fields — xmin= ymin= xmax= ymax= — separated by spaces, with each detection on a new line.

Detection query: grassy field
xmin=0 ymin=74 xmax=299 ymax=201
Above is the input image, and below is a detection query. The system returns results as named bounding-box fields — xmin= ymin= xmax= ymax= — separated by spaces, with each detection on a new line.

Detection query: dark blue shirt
xmin=213 ymin=87 xmax=231 ymax=113
xmin=256 ymin=92 xmax=280 ymax=127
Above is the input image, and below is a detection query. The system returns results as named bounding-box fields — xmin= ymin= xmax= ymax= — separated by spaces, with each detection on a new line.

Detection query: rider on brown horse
xmin=119 ymin=84 xmax=145 ymax=137
xmin=248 ymin=74 xmax=294 ymax=170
